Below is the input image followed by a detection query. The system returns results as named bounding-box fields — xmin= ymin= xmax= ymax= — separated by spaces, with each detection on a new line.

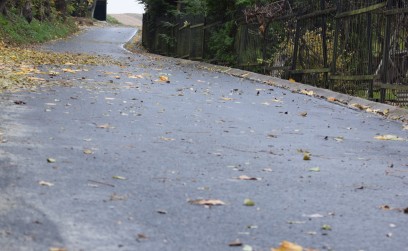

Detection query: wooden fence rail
xmin=142 ymin=0 xmax=408 ymax=105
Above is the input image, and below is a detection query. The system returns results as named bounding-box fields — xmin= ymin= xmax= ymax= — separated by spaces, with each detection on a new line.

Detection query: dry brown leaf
xmin=189 ymin=199 xmax=225 ymax=206
xmin=327 ymin=97 xmax=337 ymax=102
xmin=351 ymin=103 xmax=369 ymax=110
xmin=299 ymin=112 xmax=308 ymax=117
xmin=159 ymin=75 xmax=169 ymax=82
xmin=228 ymin=240 xmax=243 ymax=247
xmin=271 ymin=241 xmax=303 ymax=251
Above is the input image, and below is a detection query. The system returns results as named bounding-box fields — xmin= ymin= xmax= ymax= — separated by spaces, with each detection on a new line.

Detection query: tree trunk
xmin=0 ymin=0 xmax=8 ymax=15
xmin=22 ymin=0 xmax=33 ymax=23
xmin=55 ymin=0 xmax=66 ymax=15
xmin=90 ymin=0 xmax=97 ymax=18
xmin=44 ymin=0 xmax=51 ymax=19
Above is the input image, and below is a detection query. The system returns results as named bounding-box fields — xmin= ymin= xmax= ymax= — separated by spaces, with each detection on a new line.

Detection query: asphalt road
xmin=1 ymin=26 xmax=408 ymax=251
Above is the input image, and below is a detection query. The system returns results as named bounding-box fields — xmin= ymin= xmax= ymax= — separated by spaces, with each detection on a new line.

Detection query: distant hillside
xmin=109 ymin=13 xmax=143 ymax=27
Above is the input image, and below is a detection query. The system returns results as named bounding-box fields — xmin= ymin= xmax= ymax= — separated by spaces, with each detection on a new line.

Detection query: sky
xmin=107 ymin=0 xmax=145 ymax=14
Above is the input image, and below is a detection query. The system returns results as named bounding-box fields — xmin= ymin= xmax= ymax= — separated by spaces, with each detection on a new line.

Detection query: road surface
xmin=0 ymin=26 xmax=408 ymax=251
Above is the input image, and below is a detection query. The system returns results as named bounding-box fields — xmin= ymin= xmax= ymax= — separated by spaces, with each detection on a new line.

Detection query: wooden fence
xmin=142 ymin=0 xmax=408 ymax=105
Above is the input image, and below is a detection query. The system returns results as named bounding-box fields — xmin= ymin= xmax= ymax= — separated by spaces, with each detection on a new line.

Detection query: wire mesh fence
xmin=142 ymin=0 xmax=408 ymax=105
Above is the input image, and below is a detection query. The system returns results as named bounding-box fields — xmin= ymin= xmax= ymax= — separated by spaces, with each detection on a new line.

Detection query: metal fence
xmin=142 ymin=0 xmax=408 ymax=105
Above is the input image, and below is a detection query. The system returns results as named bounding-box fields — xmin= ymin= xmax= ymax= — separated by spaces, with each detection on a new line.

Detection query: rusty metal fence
xmin=142 ymin=0 xmax=408 ymax=105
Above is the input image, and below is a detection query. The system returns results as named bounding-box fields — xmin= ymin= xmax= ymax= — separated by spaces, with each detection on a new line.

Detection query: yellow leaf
xmin=374 ymin=135 xmax=404 ymax=141
xmin=112 ymin=175 xmax=126 ymax=180
xmin=288 ymin=78 xmax=296 ymax=83
xmin=221 ymin=97 xmax=234 ymax=101
xmin=303 ymin=153 xmax=311 ymax=160
xmin=300 ymin=90 xmax=314 ymax=96
xmin=62 ymin=68 xmax=78 ymax=73
xmin=189 ymin=199 xmax=225 ymax=206
xmin=243 ymin=198 xmax=255 ymax=206
xmin=271 ymin=241 xmax=303 ymax=251
xmin=83 ymin=149 xmax=93 ymax=154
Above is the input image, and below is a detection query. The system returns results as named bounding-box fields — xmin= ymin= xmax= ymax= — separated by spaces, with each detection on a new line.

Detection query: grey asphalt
xmin=1 ymin=26 xmax=408 ymax=251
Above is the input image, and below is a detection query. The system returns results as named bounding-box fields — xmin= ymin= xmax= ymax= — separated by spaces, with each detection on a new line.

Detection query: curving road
xmin=0 ymin=26 xmax=408 ymax=251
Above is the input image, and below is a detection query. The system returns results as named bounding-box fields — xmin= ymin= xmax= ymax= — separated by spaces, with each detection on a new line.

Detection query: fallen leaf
xmin=300 ymin=90 xmax=314 ymax=96
xmin=262 ymin=168 xmax=273 ymax=172
xmin=189 ymin=199 xmax=225 ymax=206
xmin=271 ymin=241 xmax=303 ymax=251
xmin=97 ymin=124 xmax=113 ymax=129
xmin=243 ymin=245 xmax=253 ymax=251
xmin=137 ymin=233 xmax=148 ymax=240
xmin=83 ymin=149 xmax=93 ymax=154
xmin=299 ymin=112 xmax=308 ymax=117
xmin=235 ymin=175 xmax=260 ymax=181
xmin=327 ymin=97 xmax=337 ymax=102
xmin=243 ymin=198 xmax=255 ymax=206
xmin=159 ymin=75 xmax=169 ymax=82
xmin=228 ymin=240 xmax=243 ymax=247
xmin=112 ymin=175 xmax=127 ymax=180
xmin=129 ymin=74 xmax=144 ymax=79
xmin=308 ymin=167 xmax=320 ymax=172
xmin=351 ymin=103 xmax=369 ymax=110
xmin=334 ymin=136 xmax=344 ymax=142
xmin=110 ymin=193 xmax=127 ymax=201
xmin=221 ymin=97 xmax=234 ymax=101
xmin=47 ymin=158 xmax=56 ymax=163
xmin=157 ymin=209 xmax=168 ymax=214
xmin=303 ymin=153 xmax=311 ymax=160
xmin=303 ymin=213 xmax=324 ymax=218
xmin=288 ymin=78 xmax=296 ymax=83
xmin=39 ymin=181 xmax=54 ymax=187
xmin=160 ymin=137 xmax=175 ymax=141
xmin=374 ymin=134 xmax=404 ymax=141
xmin=49 ymin=248 xmax=67 ymax=251
xmin=321 ymin=224 xmax=332 ymax=230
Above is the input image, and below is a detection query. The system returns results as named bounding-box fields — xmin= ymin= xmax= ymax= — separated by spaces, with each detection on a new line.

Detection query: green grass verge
xmin=0 ymin=13 xmax=78 ymax=45
xmin=106 ymin=15 xmax=122 ymax=25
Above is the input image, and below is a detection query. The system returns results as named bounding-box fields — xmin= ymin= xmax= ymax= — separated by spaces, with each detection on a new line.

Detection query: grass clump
xmin=0 ymin=13 xmax=78 ymax=45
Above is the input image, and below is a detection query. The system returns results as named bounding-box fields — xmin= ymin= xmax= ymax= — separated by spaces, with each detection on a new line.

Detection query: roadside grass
xmin=0 ymin=13 xmax=78 ymax=45
xmin=106 ymin=15 xmax=122 ymax=25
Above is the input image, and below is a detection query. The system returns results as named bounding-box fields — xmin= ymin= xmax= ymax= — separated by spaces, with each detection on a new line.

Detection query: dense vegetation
xmin=0 ymin=0 xmax=99 ymax=44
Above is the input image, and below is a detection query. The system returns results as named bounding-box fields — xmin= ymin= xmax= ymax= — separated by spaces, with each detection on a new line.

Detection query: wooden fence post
xmin=321 ymin=0 xmax=329 ymax=89
xmin=381 ymin=0 xmax=393 ymax=103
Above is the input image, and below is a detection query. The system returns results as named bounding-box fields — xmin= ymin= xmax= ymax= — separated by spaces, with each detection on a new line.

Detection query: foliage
xmin=0 ymin=12 xmax=77 ymax=44
xmin=106 ymin=15 xmax=121 ymax=25
xmin=208 ymin=20 xmax=237 ymax=65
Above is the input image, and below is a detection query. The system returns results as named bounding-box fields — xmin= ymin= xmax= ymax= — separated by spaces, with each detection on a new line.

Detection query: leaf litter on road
xmin=189 ymin=199 xmax=225 ymax=206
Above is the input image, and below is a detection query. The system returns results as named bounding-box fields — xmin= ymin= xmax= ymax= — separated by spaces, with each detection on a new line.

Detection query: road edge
xmin=126 ymin=34 xmax=408 ymax=125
